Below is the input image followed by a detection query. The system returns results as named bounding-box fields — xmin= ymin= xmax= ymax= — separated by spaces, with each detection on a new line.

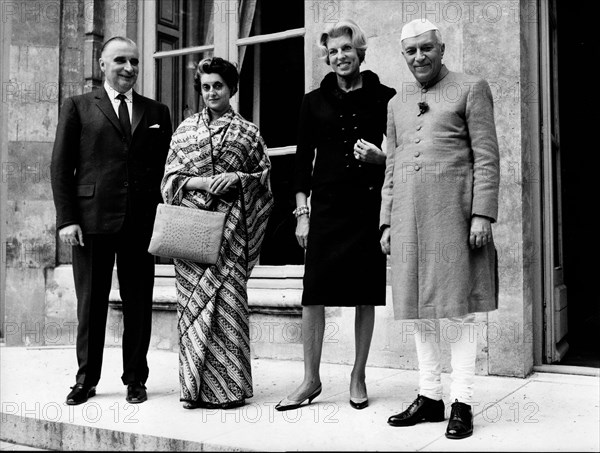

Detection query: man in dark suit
xmin=51 ymin=36 xmax=172 ymax=405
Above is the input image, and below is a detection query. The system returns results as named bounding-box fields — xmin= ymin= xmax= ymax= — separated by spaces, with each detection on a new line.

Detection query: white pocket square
xmin=149 ymin=124 xmax=160 ymax=129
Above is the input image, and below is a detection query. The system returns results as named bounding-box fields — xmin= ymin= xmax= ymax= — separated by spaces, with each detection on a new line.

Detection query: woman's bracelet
xmin=293 ymin=205 xmax=310 ymax=218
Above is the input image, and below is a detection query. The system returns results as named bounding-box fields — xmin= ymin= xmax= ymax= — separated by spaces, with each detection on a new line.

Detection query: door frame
xmin=538 ymin=0 xmax=568 ymax=364
xmin=0 ymin=7 xmax=11 ymax=339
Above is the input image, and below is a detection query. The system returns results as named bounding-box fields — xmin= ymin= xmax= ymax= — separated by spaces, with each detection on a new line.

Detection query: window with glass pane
xmin=154 ymin=0 xmax=214 ymax=265
xmin=156 ymin=0 xmax=213 ymax=127
xmin=238 ymin=0 xmax=305 ymax=265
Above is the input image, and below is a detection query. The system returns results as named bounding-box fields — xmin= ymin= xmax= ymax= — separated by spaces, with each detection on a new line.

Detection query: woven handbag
xmin=148 ymin=203 xmax=225 ymax=264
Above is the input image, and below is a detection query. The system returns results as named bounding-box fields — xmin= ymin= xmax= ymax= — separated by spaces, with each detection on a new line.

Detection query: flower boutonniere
xmin=417 ymin=101 xmax=429 ymax=116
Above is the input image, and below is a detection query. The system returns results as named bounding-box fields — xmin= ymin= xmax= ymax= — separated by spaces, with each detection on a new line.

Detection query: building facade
xmin=1 ymin=0 xmax=594 ymax=378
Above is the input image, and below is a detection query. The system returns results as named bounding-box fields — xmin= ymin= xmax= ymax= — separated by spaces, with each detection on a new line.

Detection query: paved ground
xmin=1 ymin=346 xmax=598 ymax=451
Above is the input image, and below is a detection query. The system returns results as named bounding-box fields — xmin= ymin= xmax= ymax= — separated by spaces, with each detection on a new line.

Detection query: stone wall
xmin=3 ymin=0 xmax=60 ymax=346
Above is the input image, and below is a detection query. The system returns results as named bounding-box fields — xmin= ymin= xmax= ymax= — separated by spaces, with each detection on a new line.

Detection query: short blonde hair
xmin=318 ymin=19 xmax=368 ymax=65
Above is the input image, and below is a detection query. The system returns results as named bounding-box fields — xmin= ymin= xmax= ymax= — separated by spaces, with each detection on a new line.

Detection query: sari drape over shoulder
xmin=161 ymin=107 xmax=273 ymax=405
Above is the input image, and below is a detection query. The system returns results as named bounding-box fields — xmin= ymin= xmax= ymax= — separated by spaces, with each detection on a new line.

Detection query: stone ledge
xmin=1 ymin=413 xmax=213 ymax=452
xmin=109 ymin=286 xmax=303 ymax=315
xmin=108 ymin=264 xmax=304 ymax=315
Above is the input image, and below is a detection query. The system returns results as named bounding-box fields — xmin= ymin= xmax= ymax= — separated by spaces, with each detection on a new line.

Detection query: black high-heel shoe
xmin=349 ymin=396 xmax=369 ymax=410
xmin=275 ymin=384 xmax=322 ymax=411
xmin=350 ymin=380 xmax=368 ymax=409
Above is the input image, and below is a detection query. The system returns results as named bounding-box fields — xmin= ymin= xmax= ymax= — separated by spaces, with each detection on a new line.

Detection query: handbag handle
xmin=171 ymin=182 xmax=186 ymax=204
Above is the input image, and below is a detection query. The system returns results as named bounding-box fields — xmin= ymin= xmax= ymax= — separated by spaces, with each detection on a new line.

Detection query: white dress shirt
xmin=104 ymin=81 xmax=133 ymax=125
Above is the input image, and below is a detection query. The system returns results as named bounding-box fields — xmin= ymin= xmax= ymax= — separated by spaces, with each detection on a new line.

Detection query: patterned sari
xmin=161 ymin=107 xmax=273 ymax=406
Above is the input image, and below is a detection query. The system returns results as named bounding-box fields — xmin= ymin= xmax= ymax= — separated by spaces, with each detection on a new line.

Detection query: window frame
xmin=142 ymin=0 xmax=305 ymax=157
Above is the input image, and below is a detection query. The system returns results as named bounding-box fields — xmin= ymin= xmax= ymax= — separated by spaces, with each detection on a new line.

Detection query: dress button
xmin=123 ymin=181 xmax=129 ymax=187
xmin=353 ymin=126 xmax=358 ymax=130
xmin=421 ymin=88 xmax=428 ymax=93
xmin=415 ymin=138 xmax=421 ymax=143
xmin=414 ymin=152 xmax=421 ymax=157
xmin=358 ymin=164 xmax=362 ymax=168
xmin=415 ymin=165 xmax=421 ymax=171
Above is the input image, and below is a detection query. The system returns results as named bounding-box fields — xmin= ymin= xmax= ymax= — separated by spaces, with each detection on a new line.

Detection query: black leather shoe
xmin=388 ymin=394 xmax=445 ymax=426
xmin=66 ymin=384 xmax=96 ymax=405
xmin=126 ymin=382 xmax=147 ymax=404
xmin=445 ymin=399 xmax=473 ymax=439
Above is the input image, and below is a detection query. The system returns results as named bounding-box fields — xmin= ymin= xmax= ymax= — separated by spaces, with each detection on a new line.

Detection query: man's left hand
xmin=469 ymin=215 xmax=492 ymax=249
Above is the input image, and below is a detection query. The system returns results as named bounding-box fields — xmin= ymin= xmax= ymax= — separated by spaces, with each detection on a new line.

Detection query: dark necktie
xmin=116 ymin=93 xmax=131 ymax=140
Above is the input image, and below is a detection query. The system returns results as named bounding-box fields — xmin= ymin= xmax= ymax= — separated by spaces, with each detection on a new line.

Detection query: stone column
xmin=84 ymin=0 xmax=105 ymax=91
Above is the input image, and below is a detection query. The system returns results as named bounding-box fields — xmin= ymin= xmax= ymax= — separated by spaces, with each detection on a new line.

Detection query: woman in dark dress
xmin=275 ymin=19 xmax=396 ymax=411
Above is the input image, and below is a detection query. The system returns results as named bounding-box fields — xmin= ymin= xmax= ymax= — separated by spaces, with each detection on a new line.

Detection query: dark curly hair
xmin=193 ymin=57 xmax=239 ymax=96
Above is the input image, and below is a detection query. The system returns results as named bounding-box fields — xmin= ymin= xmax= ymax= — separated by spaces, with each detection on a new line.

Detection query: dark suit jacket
xmin=51 ymin=88 xmax=172 ymax=237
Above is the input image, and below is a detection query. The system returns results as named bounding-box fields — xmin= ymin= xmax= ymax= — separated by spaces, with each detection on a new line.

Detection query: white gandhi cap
xmin=400 ymin=19 xmax=439 ymax=41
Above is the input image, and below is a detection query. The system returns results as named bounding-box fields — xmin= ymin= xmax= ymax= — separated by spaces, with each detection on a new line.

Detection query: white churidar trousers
xmin=413 ymin=314 xmax=478 ymax=404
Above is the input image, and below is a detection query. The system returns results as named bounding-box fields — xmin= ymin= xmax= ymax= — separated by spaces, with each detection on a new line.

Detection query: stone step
xmin=108 ymin=286 xmax=303 ymax=306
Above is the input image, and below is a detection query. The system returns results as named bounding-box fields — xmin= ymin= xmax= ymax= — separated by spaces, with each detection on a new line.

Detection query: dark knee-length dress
xmin=294 ymin=71 xmax=396 ymax=307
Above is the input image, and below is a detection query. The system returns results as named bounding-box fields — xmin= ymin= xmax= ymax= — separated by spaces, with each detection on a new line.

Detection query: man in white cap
xmin=380 ymin=19 xmax=500 ymax=439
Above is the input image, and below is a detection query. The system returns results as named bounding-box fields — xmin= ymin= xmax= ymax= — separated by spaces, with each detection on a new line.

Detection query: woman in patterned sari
xmin=161 ymin=57 xmax=273 ymax=409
